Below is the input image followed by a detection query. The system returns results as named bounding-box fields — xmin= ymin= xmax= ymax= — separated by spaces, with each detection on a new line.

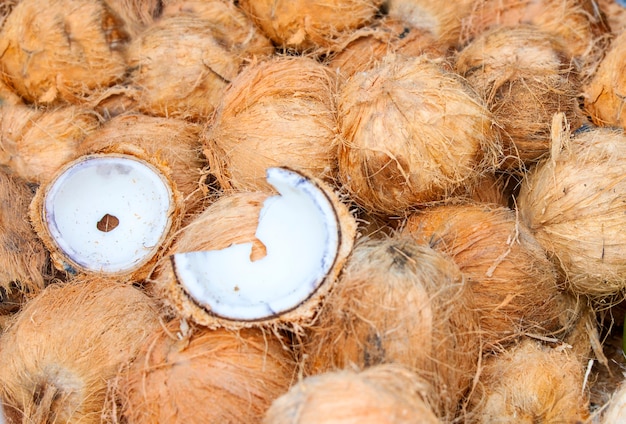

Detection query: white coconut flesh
xmin=43 ymin=154 xmax=174 ymax=274
xmin=172 ymin=167 xmax=341 ymax=321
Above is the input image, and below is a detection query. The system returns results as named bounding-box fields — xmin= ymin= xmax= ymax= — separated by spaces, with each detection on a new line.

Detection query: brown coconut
xmin=304 ymin=235 xmax=480 ymax=420
xmin=517 ymin=123 xmax=626 ymax=302
xmin=584 ymin=29 xmax=626 ymax=130
xmin=126 ymin=8 xmax=274 ymax=122
xmin=263 ymin=364 xmax=441 ymax=424
xmin=237 ymin=0 xmax=384 ymax=53
xmin=337 ymin=53 xmax=500 ymax=216
xmin=0 ymin=0 xmax=130 ymax=105
xmin=203 ymin=55 xmax=340 ymax=192
xmin=466 ymin=337 xmax=591 ymax=423
xmin=0 ymin=276 xmax=162 ymax=424
xmin=402 ymin=201 xmax=574 ymax=350
xmin=104 ymin=0 xmax=162 ymax=37
xmin=117 ymin=317 xmax=296 ymax=424
xmin=0 ymin=103 xmax=101 ymax=184
xmin=455 ymin=25 xmax=584 ymax=170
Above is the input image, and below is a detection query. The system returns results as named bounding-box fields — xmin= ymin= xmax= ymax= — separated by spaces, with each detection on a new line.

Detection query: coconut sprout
xmin=117 ymin=318 xmax=296 ymax=424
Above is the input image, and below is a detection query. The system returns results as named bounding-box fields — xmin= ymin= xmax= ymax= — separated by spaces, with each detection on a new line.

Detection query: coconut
xmin=0 ymin=0 xmax=17 ymax=30
xmin=126 ymin=9 xmax=274 ymax=122
xmin=466 ymin=337 xmax=591 ymax=423
xmin=455 ymin=25 xmax=584 ymax=170
xmin=154 ymin=167 xmax=357 ymax=330
xmin=450 ymin=171 xmax=510 ymax=208
xmin=0 ymin=0 xmax=130 ymax=105
xmin=117 ymin=317 xmax=295 ymax=424
xmin=0 ymin=79 xmax=22 ymax=106
xmin=602 ymin=382 xmax=626 ymax=423
xmin=516 ymin=122 xmax=626 ymax=302
xmin=263 ymin=364 xmax=440 ymax=424
xmin=104 ymin=0 xmax=162 ymax=37
xmin=203 ymin=55 xmax=340 ymax=192
xmin=0 ymin=103 xmax=101 ymax=184
xmin=0 ymin=276 xmax=162 ymax=424
xmin=584 ymin=30 xmax=626 ymax=130
xmin=337 ymin=53 xmax=500 ymax=216
xmin=237 ymin=0 xmax=383 ymax=54
xmin=304 ymin=235 xmax=480 ymax=420
xmin=597 ymin=0 xmax=626 ymax=35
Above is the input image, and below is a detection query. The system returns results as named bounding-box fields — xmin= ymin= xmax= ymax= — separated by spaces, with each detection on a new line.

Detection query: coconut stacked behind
xmin=337 ymin=53 xmax=500 ymax=217
xmin=454 ymin=25 xmax=584 ymax=171
xmin=0 ymin=277 xmax=162 ymax=424
xmin=304 ymin=235 xmax=481 ymax=421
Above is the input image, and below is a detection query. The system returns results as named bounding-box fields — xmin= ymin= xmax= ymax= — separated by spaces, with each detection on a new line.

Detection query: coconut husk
xmin=237 ymin=0 xmax=384 ymax=54
xmin=0 ymin=103 xmax=101 ymax=184
xmin=517 ymin=122 xmax=626 ymax=303
xmin=0 ymin=0 xmax=130 ymax=105
xmin=584 ymin=29 xmax=626 ymax=130
xmin=601 ymin=381 xmax=626 ymax=423
xmin=263 ymin=364 xmax=441 ymax=424
xmin=455 ymin=25 xmax=584 ymax=170
xmin=466 ymin=337 xmax=591 ymax=423
xmin=117 ymin=317 xmax=296 ymax=424
xmin=450 ymin=171 xmax=510 ymax=208
xmin=0 ymin=79 xmax=22 ymax=106
xmin=203 ymin=55 xmax=340 ymax=192
xmin=0 ymin=0 xmax=18 ymax=30
xmin=0 ymin=276 xmax=162 ymax=424
xmin=104 ymin=0 xmax=162 ymax=37
xmin=597 ymin=0 xmax=626 ymax=35
xmin=126 ymin=10 xmax=274 ymax=122
xmin=337 ymin=53 xmax=500 ymax=216
xmin=402 ymin=201 xmax=575 ymax=351
xmin=304 ymin=235 xmax=480 ymax=420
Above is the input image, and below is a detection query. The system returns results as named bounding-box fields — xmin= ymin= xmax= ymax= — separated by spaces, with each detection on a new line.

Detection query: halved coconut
xmin=30 ymin=152 xmax=180 ymax=282
xmin=154 ymin=166 xmax=357 ymax=329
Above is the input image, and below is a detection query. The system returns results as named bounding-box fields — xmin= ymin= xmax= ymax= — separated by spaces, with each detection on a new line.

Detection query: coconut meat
xmin=172 ymin=167 xmax=340 ymax=321
xmin=44 ymin=155 xmax=173 ymax=274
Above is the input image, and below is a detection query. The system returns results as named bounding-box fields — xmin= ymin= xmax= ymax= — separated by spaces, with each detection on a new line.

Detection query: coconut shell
xmin=517 ymin=125 xmax=626 ymax=302
xmin=0 ymin=103 xmax=101 ymax=184
xmin=0 ymin=0 xmax=130 ymax=105
xmin=126 ymin=9 xmax=274 ymax=122
xmin=237 ymin=0 xmax=383 ymax=53
xmin=0 ymin=276 xmax=162 ymax=424
xmin=402 ymin=201 xmax=573 ymax=350
xmin=337 ymin=53 xmax=500 ymax=216
xmin=203 ymin=55 xmax=340 ymax=192
xmin=263 ymin=364 xmax=440 ymax=424
xmin=455 ymin=25 xmax=584 ymax=170
xmin=304 ymin=235 xmax=480 ymax=420
xmin=118 ymin=318 xmax=296 ymax=424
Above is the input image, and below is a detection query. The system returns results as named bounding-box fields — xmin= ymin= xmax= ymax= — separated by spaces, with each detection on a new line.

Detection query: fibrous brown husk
xmin=602 ymin=382 xmax=626 ymax=424
xmin=104 ymin=0 xmax=162 ymax=37
xmin=337 ymin=53 xmax=500 ymax=216
xmin=0 ymin=277 xmax=162 ymax=424
xmin=263 ymin=364 xmax=441 ymax=424
xmin=517 ymin=123 xmax=626 ymax=302
xmin=0 ymin=0 xmax=130 ymax=105
xmin=0 ymin=79 xmax=22 ymax=106
xmin=402 ymin=201 xmax=574 ymax=350
xmin=126 ymin=8 xmax=274 ymax=122
xmin=117 ymin=318 xmax=296 ymax=424
xmin=0 ymin=103 xmax=101 ymax=184
xmin=203 ymin=55 xmax=340 ymax=192
xmin=237 ymin=0 xmax=384 ymax=54
xmin=304 ymin=235 xmax=480 ymax=420
xmin=455 ymin=25 xmax=584 ymax=170
xmin=597 ymin=0 xmax=626 ymax=35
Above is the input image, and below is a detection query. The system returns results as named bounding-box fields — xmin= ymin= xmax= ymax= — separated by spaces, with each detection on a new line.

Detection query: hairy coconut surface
xmin=126 ymin=9 xmax=274 ymax=122
xmin=450 ymin=171 xmax=510 ymax=207
xmin=455 ymin=25 xmax=584 ymax=170
xmin=337 ymin=53 xmax=500 ymax=216
xmin=237 ymin=0 xmax=384 ymax=53
xmin=597 ymin=0 xmax=626 ymax=34
xmin=0 ymin=104 xmax=101 ymax=184
xmin=602 ymin=382 xmax=626 ymax=423
xmin=402 ymin=201 xmax=573 ymax=350
xmin=304 ymin=235 xmax=480 ymax=420
xmin=466 ymin=337 xmax=590 ymax=423
xmin=203 ymin=55 xmax=340 ymax=192
xmin=263 ymin=364 xmax=440 ymax=424
xmin=517 ymin=124 xmax=626 ymax=302
xmin=584 ymin=30 xmax=626 ymax=130
xmin=0 ymin=0 xmax=130 ymax=105
xmin=104 ymin=0 xmax=162 ymax=37
xmin=0 ymin=277 xmax=162 ymax=424
xmin=118 ymin=318 xmax=296 ymax=424
xmin=0 ymin=79 xmax=22 ymax=106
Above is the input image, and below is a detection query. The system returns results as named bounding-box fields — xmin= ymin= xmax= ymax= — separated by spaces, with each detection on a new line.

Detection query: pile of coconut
xmin=3 ymin=0 xmax=626 ymax=422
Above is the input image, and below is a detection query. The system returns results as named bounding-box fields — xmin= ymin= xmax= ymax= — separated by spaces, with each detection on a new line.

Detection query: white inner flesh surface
xmin=44 ymin=155 xmax=172 ymax=273
xmin=173 ymin=167 xmax=340 ymax=321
